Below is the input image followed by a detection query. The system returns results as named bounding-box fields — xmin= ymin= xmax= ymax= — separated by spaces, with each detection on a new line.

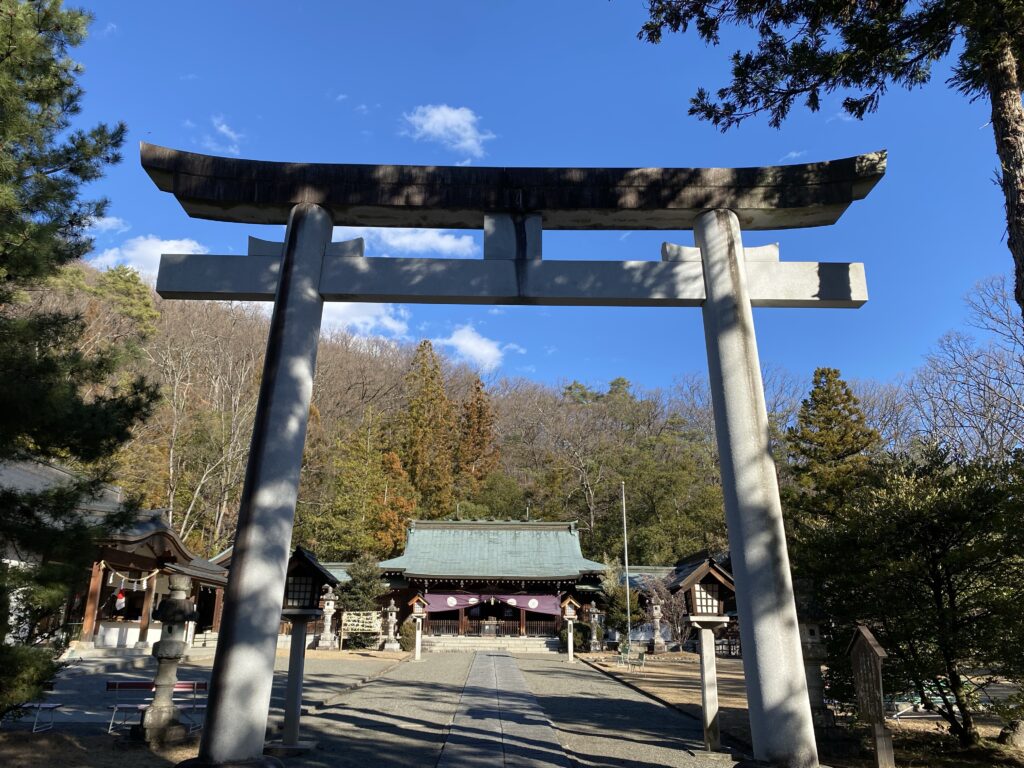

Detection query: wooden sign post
xmin=848 ymin=625 xmax=896 ymax=768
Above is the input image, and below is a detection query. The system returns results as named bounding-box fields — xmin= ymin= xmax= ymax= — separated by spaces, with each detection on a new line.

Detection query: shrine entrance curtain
xmin=422 ymin=593 xmax=560 ymax=616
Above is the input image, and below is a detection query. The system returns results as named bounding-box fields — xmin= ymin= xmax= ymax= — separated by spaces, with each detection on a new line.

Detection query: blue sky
xmin=76 ymin=2 xmax=1008 ymax=392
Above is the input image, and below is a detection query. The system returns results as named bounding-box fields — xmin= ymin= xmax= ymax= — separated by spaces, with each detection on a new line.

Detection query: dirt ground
xmin=583 ymin=651 xmax=1024 ymax=768
xmin=0 ymin=730 xmax=199 ymax=768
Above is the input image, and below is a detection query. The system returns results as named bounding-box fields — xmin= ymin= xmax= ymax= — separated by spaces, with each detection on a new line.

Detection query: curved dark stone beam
xmin=140 ymin=142 xmax=886 ymax=230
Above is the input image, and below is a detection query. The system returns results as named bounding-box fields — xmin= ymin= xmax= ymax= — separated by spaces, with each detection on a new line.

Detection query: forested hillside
xmin=46 ymin=262 xmax=1024 ymax=574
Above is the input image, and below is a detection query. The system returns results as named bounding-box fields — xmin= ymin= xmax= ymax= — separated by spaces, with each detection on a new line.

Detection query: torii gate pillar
xmin=190 ymin=204 xmax=332 ymax=768
xmin=697 ymin=209 xmax=817 ymax=767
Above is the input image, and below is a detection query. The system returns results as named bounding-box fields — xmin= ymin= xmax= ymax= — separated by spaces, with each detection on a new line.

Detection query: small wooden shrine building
xmin=379 ymin=520 xmax=605 ymax=638
xmin=77 ymin=511 xmax=228 ymax=648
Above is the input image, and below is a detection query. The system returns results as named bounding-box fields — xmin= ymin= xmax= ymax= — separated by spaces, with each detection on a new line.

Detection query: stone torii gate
xmin=143 ymin=143 xmax=885 ymax=768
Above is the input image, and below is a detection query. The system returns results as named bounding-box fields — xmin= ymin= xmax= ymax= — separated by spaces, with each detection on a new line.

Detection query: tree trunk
xmin=986 ymin=35 xmax=1024 ymax=322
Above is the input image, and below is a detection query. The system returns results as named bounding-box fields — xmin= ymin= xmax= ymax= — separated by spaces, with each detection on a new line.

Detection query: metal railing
xmin=525 ymin=620 xmax=557 ymax=637
xmin=428 ymin=619 xmax=459 ymax=636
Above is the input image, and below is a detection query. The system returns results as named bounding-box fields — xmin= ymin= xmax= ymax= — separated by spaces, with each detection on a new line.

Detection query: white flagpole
xmin=621 ymin=481 xmax=632 ymax=650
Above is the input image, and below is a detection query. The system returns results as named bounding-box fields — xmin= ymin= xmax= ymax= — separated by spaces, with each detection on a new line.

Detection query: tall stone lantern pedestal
xmin=689 ymin=614 xmax=731 ymax=752
xmin=316 ymin=587 xmax=338 ymax=651
xmin=265 ymin=608 xmax=321 ymax=757
xmin=588 ymin=602 xmax=603 ymax=653
xmin=650 ymin=596 xmax=668 ymax=654
xmin=134 ymin=574 xmax=196 ymax=746
xmin=383 ymin=599 xmax=400 ymax=652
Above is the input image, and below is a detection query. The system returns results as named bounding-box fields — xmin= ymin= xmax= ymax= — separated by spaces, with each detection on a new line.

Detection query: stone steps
xmin=423 ymin=636 xmax=560 ymax=654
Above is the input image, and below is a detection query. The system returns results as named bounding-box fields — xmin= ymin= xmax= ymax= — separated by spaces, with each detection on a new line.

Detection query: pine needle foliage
xmin=396 ymin=341 xmax=455 ymax=517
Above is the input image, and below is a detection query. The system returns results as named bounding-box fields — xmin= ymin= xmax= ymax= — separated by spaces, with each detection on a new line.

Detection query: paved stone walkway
xmin=517 ymin=654 xmax=739 ymax=768
xmin=5 ymin=651 xmax=755 ymax=767
xmin=437 ymin=652 xmax=570 ymax=768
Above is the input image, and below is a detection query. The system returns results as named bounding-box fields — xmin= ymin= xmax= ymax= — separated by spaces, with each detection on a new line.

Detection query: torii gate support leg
xmin=190 ymin=203 xmax=332 ymax=767
xmin=696 ymin=209 xmax=819 ymax=768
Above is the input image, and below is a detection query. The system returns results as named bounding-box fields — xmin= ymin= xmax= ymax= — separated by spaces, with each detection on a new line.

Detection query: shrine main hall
xmin=375 ymin=519 xmax=606 ymax=644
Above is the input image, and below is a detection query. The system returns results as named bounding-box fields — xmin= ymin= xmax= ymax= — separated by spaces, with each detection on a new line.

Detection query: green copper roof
xmin=379 ymin=520 xmax=606 ymax=580
xmin=320 ymin=562 xmax=352 ymax=583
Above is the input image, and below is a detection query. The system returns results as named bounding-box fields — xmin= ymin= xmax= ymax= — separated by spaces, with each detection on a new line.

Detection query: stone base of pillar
xmin=263 ymin=739 xmax=318 ymax=757
xmin=383 ymin=639 xmax=400 ymax=652
xmin=178 ymin=757 xmax=284 ymax=768
xmin=652 ymin=639 xmax=668 ymax=654
xmin=71 ymin=640 xmax=95 ymax=650
xmin=132 ymin=704 xmax=189 ymax=747
xmin=315 ymin=633 xmax=336 ymax=651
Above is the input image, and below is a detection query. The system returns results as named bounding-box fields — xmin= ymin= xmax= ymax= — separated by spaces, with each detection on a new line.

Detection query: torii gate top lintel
xmin=140 ymin=142 xmax=886 ymax=230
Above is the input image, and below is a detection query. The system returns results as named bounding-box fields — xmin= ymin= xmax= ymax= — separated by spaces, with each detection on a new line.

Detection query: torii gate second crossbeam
xmin=144 ymin=143 xmax=886 ymax=768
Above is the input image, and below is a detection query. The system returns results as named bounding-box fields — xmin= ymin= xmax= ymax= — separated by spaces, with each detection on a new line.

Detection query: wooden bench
xmin=106 ymin=680 xmax=207 ymax=734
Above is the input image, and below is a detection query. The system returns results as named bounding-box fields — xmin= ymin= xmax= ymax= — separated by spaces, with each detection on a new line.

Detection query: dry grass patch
xmin=0 ymin=731 xmax=199 ymax=768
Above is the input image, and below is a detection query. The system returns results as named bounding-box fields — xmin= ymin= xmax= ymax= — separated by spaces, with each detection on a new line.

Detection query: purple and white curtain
xmin=422 ymin=593 xmax=561 ymax=616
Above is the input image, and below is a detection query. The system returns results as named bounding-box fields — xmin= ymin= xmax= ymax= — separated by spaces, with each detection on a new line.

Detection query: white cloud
xmin=355 ymin=103 xmax=369 ymax=115
xmin=402 ymin=104 xmax=495 ymax=158
xmin=322 ymin=303 xmax=409 ymax=337
xmin=201 ymin=115 xmax=243 ymax=155
xmin=333 ymin=227 xmax=478 ymax=258
xmin=88 ymin=215 xmax=130 ymax=235
xmin=433 ymin=324 xmax=523 ymax=373
xmin=778 ymin=150 xmax=807 ymax=162
xmin=182 ymin=118 xmax=196 ymax=129
xmin=180 ymin=73 xmax=199 ymax=82
xmin=827 ymin=111 xmax=856 ymax=123
xmin=336 ymin=93 xmax=349 ymax=101
xmin=213 ymin=115 xmax=242 ymax=143
xmin=90 ymin=235 xmax=208 ymax=277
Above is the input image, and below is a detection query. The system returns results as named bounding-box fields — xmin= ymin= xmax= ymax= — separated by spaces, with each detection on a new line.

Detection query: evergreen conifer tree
xmin=783 ymin=367 xmax=880 ymax=535
xmin=397 ymin=341 xmax=456 ymax=517
xmin=454 ymin=375 xmax=498 ymax=502
xmin=0 ymin=1 xmax=156 ymax=714
xmin=295 ymin=413 xmax=417 ymax=560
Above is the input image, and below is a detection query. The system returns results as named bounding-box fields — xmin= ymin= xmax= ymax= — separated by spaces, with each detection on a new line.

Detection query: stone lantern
xmin=383 ymin=598 xmax=400 ymax=652
xmin=650 ymin=594 xmax=667 ymax=654
xmin=588 ymin=601 xmax=604 ymax=653
xmin=267 ymin=547 xmax=335 ymax=756
xmin=688 ymin=608 xmax=731 ymax=752
xmin=316 ymin=585 xmax=338 ymax=650
xmin=133 ymin=573 xmax=196 ymax=746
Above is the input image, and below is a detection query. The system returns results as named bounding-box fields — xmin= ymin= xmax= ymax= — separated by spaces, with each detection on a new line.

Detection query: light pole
xmin=621 ymin=481 xmax=631 ymax=652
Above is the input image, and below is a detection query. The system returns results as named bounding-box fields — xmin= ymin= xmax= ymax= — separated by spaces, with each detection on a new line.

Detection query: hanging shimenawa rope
xmin=100 ymin=560 xmax=160 ymax=591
